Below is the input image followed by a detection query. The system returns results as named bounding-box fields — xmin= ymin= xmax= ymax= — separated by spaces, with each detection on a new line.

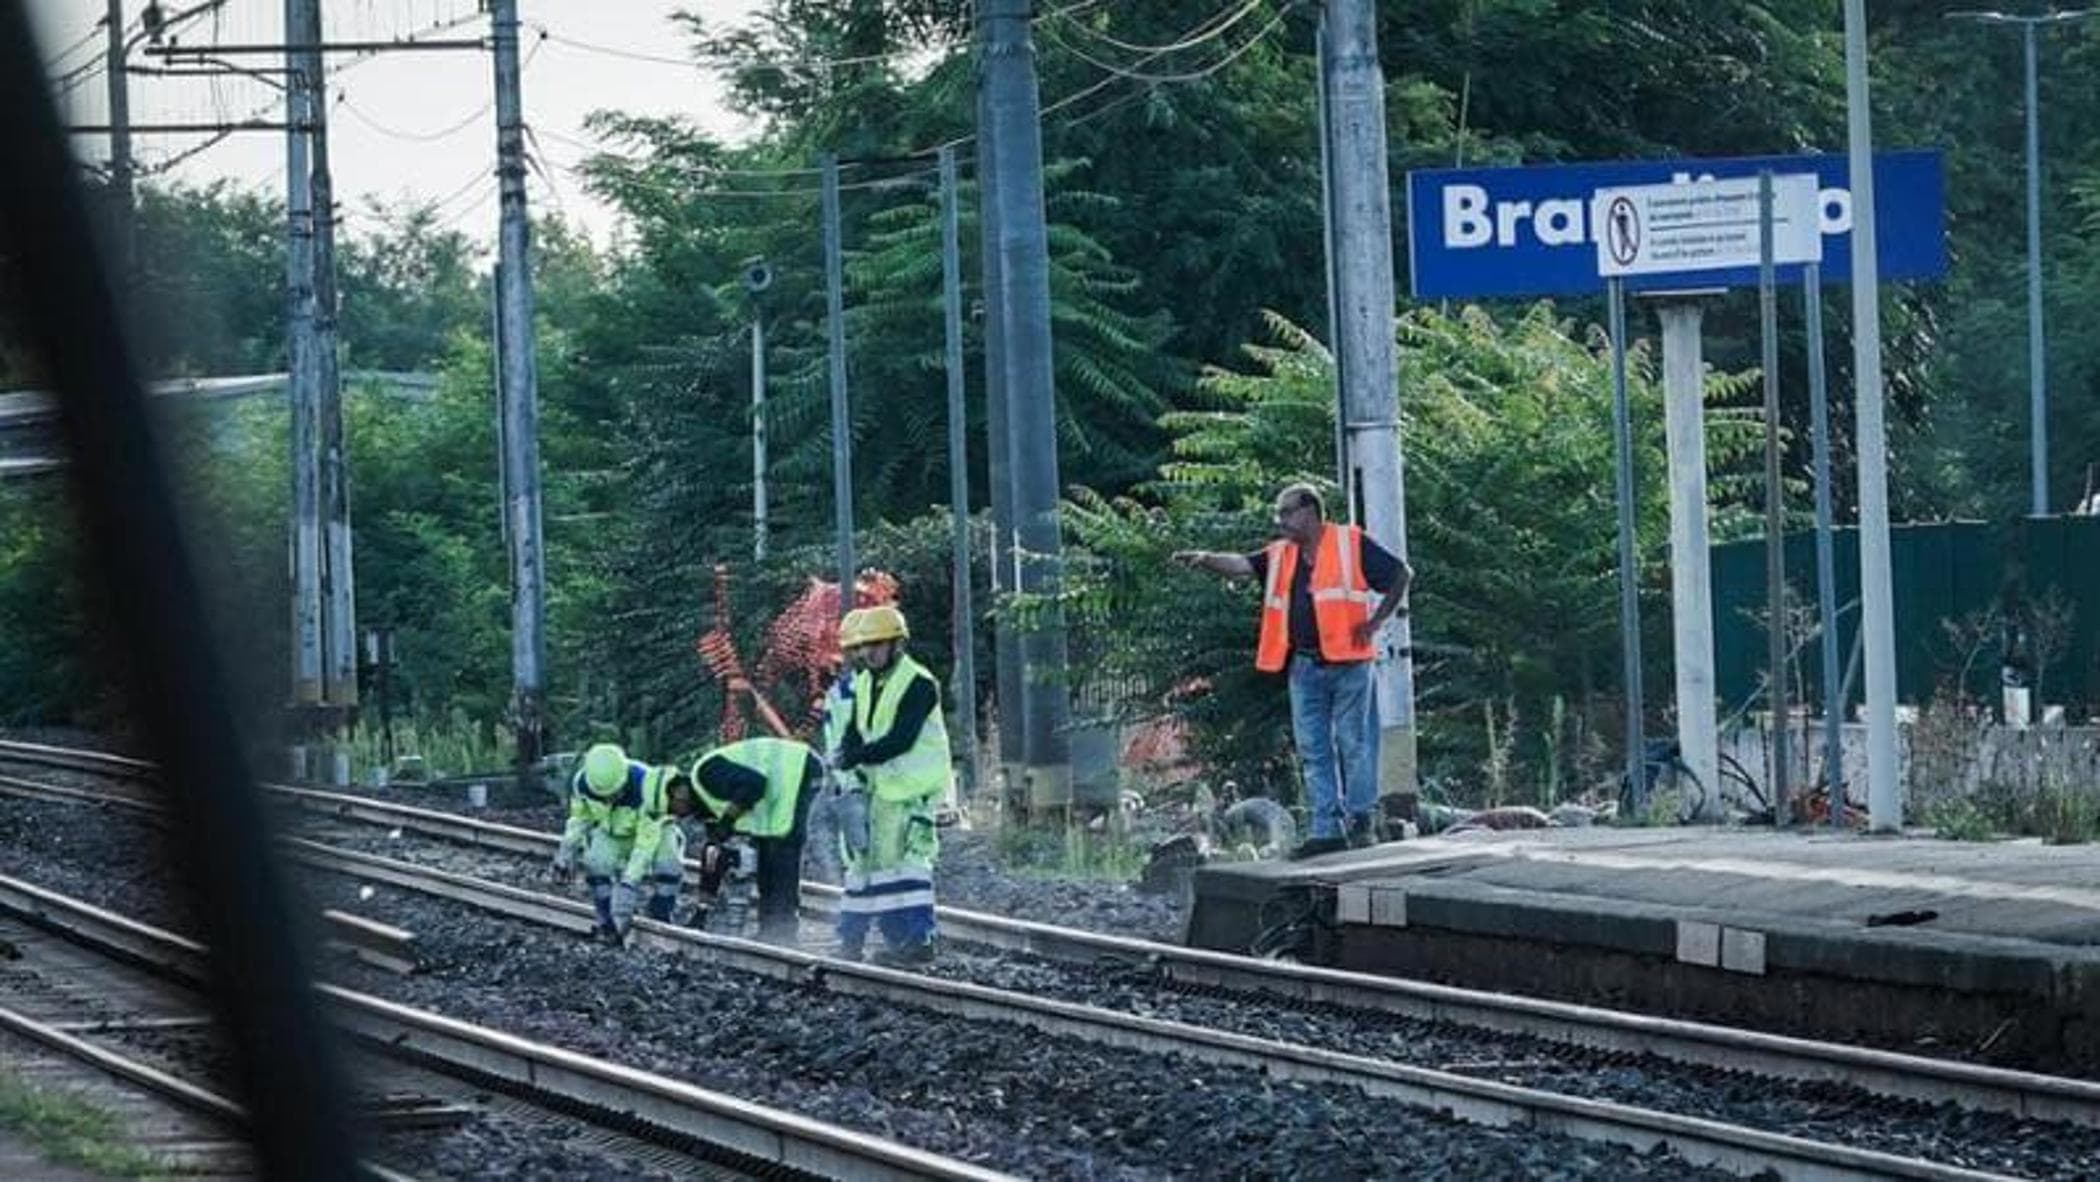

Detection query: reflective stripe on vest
xmin=694 ymin=737 xmax=810 ymax=838
xmin=1253 ymin=522 xmax=1375 ymax=672
xmin=852 ymin=653 xmax=952 ymax=802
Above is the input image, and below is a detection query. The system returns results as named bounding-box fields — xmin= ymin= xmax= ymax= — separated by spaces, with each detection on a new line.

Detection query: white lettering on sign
xmin=1534 ymin=199 xmax=1585 ymax=245
xmin=1439 ymin=173 xmax=1855 ymax=250
xmin=1444 ymin=184 xmax=1492 ymax=247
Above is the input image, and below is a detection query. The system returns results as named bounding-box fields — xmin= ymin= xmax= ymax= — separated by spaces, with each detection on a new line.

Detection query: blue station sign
xmin=1404 ymin=150 xmax=1946 ymax=300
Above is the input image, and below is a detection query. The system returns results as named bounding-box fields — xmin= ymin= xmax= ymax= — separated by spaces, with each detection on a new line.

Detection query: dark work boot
xmin=1346 ymin=812 xmax=1378 ymax=849
xmin=871 ymin=939 xmax=937 ymax=968
xmin=1287 ymin=835 xmax=1349 ymax=861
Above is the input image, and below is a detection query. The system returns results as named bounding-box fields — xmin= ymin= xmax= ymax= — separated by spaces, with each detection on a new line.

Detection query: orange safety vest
xmin=1255 ymin=522 xmax=1376 ymax=672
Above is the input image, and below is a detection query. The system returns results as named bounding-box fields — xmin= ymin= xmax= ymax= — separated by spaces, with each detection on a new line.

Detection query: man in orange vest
xmin=1174 ymin=482 xmax=1412 ymax=858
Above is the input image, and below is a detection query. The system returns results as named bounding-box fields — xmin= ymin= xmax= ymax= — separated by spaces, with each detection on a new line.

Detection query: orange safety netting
xmin=693 ymin=564 xmax=899 ymax=743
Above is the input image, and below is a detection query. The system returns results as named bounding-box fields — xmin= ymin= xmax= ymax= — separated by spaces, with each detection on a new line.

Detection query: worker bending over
xmin=551 ymin=742 xmax=689 ymax=941
xmin=682 ymin=736 xmax=821 ymax=941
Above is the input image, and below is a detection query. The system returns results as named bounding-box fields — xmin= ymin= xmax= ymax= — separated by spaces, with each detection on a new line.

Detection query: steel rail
xmin=0 ymin=991 xmax=417 ymax=1182
xmin=271 ymin=838 xmax=2019 ymax=1182
xmin=0 ymin=872 xmax=1013 ymax=1182
xmin=7 ymin=738 xmax=2098 ymax=1130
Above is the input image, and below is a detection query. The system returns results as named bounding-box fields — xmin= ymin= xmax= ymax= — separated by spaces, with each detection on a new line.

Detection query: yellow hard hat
xmin=837 ymin=607 xmax=869 ymax=651
xmin=581 ymin=743 xmax=628 ymax=794
xmin=858 ymin=603 xmax=908 ymax=644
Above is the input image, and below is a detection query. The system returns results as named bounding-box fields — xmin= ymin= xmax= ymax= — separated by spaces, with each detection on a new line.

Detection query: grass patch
xmin=1925 ymin=796 xmax=1999 ymax=842
xmin=994 ymin=819 xmax=1149 ymax=883
xmin=0 ymin=1069 xmax=167 ymax=1177
xmin=340 ymin=710 xmax=509 ymax=782
xmin=2038 ymin=785 xmax=2100 ymax=846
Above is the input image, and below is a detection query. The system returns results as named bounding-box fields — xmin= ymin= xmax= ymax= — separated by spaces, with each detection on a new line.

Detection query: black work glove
xmin=837 ymin=730 xmax=865 ymax=770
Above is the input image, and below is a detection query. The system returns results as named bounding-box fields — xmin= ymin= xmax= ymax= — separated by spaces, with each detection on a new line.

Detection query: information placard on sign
xmin=1593 ymin=174 xmax=1822 ymax=278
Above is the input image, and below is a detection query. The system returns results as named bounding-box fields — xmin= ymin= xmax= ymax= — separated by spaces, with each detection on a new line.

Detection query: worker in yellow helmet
xmin=822 ymin=607 xmax=870 ymax=756
xmin=831 ymin=603 xmax=951 ymax=966
xmin=551 ymin=742 xmax=689 ymax=942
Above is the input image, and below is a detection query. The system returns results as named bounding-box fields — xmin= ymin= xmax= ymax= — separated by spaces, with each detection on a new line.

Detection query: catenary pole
xmin=1321 ymin=0 xmax=1419 ymax=812
xmin=941 ymin=146 xmax=980 ymax=799
xmin=283 ymin=0 xmax=321 ymax=716
xmin=981 ymin=0 xmax=1073 ymax=808
xmin=302 ymin=1 xmax=355 ymax=719
xmin=974 ymin=60 xmax=1026 ymax=800
xmin=822 ymin=154 xmax=857 ymax=612
xmin=751 ymin=309 xmax=767 ymax=561
xmin=492 ymin=0 xmax=548 ymax=776
xmin=103 ymin=0 xmax=134 ymax=284
xmin=1843 ymin=0 xmax=1901 ymax=832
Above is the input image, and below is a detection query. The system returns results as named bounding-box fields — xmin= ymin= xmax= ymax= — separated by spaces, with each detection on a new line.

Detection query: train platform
xmin=1186 ymin=826 xmax=2100 ymax=1072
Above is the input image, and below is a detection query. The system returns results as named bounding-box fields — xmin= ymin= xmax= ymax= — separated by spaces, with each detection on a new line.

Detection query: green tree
xmin=335 ymin=199 xmax=486 ymax=371
xmin=1063 ymin=305 xmax=1762 ymax=801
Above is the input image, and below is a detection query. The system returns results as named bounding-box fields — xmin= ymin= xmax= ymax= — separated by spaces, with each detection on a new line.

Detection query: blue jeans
xmin=1288 ymin=654 xmax=1377 ymax=838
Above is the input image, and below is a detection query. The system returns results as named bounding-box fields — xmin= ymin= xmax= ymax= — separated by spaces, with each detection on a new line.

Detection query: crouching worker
xmin=550 ymin=743 xmax=688 ymax=942
xmin=832 ymin=604 xmax=951 ymax=967
xmin=681 ymin=736 xmax=821 ymax=941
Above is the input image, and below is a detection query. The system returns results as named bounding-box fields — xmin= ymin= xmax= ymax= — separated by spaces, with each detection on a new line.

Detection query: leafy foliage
xmin=11 ymin=0 xmax=2100 ymax=799
xmin=1062 ymin=306 xmax=1760 ymax=801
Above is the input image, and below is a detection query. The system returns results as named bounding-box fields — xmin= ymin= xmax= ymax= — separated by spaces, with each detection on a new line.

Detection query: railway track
xmin=2 ymin=739 xmax=2091 ymax=1126
xmin=0 ymin=871 xmax=1013 ymax=1182
xmin=2 ymin=740 xmax=2088 ymax=1179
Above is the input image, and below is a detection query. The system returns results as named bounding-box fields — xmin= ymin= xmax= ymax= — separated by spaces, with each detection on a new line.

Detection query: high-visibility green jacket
xmin=849 ymin=653 xmax=952 ymax=803
xmin=560 ymin=759 xmax=679 ymax=885
xmin=692 ymin=737 xmax=815 ymax=838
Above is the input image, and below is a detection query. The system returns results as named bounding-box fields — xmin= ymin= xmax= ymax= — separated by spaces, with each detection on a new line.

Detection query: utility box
xmin=1067 ymin=714 xmax=1122 ymax=813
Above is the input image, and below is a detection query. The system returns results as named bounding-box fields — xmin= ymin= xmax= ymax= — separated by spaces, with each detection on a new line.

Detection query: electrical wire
xmin=127 ymin=4 xmax=486 ymax=177
xmin=531 ymin=24 xmax=912 ymax=73
xmin=542 ymin=150 xmax=937 ymax=202
xmin=858 ymin=0 xmax=1277 ymax=167
xmin=1037 ymin=2 xmax=1294 ymax=87
xmin=42 ymin=22 xmax=109 ymax=75
xmin=334 ymin=79 xmax=497 ymax=143
xmin=530 ymin=123 xmax=849 ymax=179
xmin=431 ymin=177 xmax=499 ymax=230
xmin=1046 ymin=0 xmax=1270 ymax=58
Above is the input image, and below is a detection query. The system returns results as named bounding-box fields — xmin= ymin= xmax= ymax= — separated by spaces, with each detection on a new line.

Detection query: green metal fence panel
xmin=1706 ymin=517 xmax=2100 ymax=716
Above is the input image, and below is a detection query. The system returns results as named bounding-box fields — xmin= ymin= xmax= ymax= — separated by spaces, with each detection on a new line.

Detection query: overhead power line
xmin=1036 ymin=1 xmax=1297 ymax=87
xmin=531 ymin=24 xmax=915 ymax=73
xmin=1047 ymin=0 xmax=1271 ymax=58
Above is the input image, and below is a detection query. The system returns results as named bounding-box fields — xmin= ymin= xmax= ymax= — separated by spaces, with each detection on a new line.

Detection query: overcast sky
xmin=33 ymin=0 xmax=763 ymax=244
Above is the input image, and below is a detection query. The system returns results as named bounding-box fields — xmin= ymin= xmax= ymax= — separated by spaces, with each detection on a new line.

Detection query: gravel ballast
xmin=296 ymin=815 xmax=2100 ymax=1181
xmin=0 ymin=796 xmax=1729 ymax=1179
xmin=12 ymin=782 xmax=2100 ymax=1179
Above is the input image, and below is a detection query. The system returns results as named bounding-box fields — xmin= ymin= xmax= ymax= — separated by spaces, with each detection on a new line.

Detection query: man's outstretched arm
xmin=1172 ymin=550 xmax=1256 ymax=578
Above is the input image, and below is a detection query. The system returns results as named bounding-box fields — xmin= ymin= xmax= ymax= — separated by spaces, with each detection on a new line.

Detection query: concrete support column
xmin=1656 ymin=299 xmax=1720 ymax=819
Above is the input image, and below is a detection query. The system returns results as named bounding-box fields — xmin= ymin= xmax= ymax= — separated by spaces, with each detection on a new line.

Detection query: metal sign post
xmin=1604 ymin=276 xmax=1645 ymax=815
xmin=1596 ymin=173 xmax=1822 ymax=821
xmin=1758 ymin=170 xmax=1789 ymax=825
xmin=1804 ymin=262 xmax=1844 ymax=826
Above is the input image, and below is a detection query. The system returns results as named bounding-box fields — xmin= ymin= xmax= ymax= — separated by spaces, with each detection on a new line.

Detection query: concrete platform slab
xmin=1187 ymin=828 xmax=2100 ymax=1072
